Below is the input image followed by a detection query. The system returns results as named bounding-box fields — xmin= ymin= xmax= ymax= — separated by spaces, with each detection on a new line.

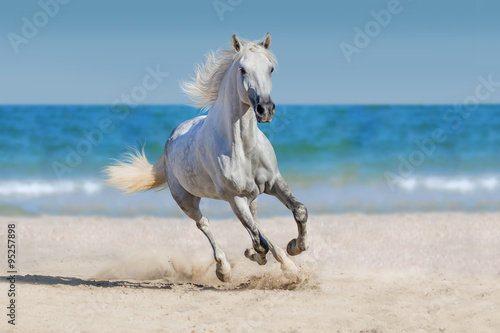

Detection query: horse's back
xmin=167 ymin=115 xmax=206 ymax=142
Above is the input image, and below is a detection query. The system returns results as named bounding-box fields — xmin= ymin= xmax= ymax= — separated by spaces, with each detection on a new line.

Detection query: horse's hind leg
xmin=172 ymin=191 xmax=231 ymax=282
xmin=266 ymin=176 xmax=308 ymax=256
xmin=197 ymin=214 xmax=231 ymax=282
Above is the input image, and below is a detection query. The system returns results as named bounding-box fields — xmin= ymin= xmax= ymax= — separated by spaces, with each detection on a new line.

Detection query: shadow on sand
xmin=5 ymin=274 xmax=225 ymax=291
xmin=2 ymin=273 xmax=310 ymax=291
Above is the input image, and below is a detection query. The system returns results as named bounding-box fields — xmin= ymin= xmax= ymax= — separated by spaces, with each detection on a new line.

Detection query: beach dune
xmin=1 ymin=213 xmax=499 ymax=332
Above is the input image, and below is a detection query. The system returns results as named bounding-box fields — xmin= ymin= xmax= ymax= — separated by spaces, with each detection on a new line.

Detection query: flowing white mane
xmin=181 ymin=40 xmax=277 ymax=111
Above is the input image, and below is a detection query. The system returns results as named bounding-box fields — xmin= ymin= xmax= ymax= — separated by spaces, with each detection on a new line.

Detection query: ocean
xmin=1 ymin=104 xmax=499 ymax=217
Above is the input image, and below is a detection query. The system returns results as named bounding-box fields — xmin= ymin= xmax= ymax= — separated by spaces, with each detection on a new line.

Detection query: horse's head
xmin=232 ymin=33 xmax=276 ymax=123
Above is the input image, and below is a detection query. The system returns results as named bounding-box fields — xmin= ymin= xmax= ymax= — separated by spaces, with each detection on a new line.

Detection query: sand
xmin=1 ymin=213 xmax=499 ymax=332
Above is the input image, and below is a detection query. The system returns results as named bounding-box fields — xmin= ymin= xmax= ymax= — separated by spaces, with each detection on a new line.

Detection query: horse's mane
xmin=181 ymin=39 xmax=277 ymax=112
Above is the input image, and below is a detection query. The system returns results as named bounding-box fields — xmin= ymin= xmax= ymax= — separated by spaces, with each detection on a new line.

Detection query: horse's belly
xmin=179 ymin=170 xmax=222 ymax=200
xmin=175 ymin=164 xmax=263 ymax=200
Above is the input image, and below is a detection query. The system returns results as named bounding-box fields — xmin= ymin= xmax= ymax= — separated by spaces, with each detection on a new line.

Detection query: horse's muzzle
xmin=255 ymin=101 xmax=276 ymax=123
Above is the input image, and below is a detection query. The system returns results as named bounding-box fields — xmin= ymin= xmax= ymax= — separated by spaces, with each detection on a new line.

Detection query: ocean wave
xmin=395 ymin=176 xmax=499 ymax=193
xmin=0 ymin=179 xmax=102 ymax=197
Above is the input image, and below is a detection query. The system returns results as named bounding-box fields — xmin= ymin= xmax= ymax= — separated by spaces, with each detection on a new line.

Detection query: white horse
xmin=105 ymin=33 xmax=308 ymax=282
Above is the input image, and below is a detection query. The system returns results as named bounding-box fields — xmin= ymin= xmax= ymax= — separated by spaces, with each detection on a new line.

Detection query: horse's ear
xmin=232 ymin=35 xmax=241 ymax=52
xmin=261 ymin=33 xmax=272 ymax=49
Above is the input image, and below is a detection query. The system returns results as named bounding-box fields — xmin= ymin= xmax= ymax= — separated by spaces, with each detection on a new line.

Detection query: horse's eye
xmin=239 ymin=67 xmax=247 ymax=75
xmin=270 ymin=67 xmax=274 ymax=73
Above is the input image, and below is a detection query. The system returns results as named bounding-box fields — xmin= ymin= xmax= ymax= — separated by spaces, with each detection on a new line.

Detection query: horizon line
xmin=1 ymin=103 xmax=500 ymax=107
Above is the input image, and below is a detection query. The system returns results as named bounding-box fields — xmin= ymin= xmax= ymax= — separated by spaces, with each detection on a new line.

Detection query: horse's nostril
xmin=256 ymin=104 xmax=265 ymax=115
xmin=272 ymin=103 xmax=276 ymax=111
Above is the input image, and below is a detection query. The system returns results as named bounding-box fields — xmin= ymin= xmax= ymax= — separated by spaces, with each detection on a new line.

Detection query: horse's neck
xmin=206 ymin=70 xmax=258 ymax=151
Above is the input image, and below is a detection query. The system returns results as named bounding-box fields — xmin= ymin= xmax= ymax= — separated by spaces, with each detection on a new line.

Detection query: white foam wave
xmin=0 ymin=179 xmax=103 ymax=197
xmin=396 ymin=176 xmax=499 ymax=193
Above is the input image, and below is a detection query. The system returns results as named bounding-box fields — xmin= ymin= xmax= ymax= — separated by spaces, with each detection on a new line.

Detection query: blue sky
xmin=1 ymin=0 xmax=499 ymax=104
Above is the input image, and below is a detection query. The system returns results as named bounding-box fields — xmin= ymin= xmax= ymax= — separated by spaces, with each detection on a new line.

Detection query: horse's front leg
xmin=230 ymin=196 xmax=269 ymax=265
xmin=266 ymin=175 xmax=308 ymax=256
xmin=230 ymin=196 xmax=297 ymax=276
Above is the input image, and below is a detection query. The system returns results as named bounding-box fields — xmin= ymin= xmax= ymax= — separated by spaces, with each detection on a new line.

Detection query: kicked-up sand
xmin=1 ymin=213 xmax=499 ymax=332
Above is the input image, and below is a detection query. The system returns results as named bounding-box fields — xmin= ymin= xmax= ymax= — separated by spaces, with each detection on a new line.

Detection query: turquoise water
xmin=1 ymin=104 xmax=499 ymax=217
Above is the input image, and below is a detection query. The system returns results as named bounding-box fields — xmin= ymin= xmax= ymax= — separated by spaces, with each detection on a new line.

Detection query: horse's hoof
xmin=216 ymin=269 xmax=231 ymax=282
xmin=244 ymin=248 xmax=255 ymax=261
xmin=244 ymin=248 xmax=267 ymax=265
xmin=216 ymin=262 xmax=231 ymax=282
xmin=287 ymin=238 xmax=304 ymax=256
xmin=282 ymin=261 xmax=300 ymax=281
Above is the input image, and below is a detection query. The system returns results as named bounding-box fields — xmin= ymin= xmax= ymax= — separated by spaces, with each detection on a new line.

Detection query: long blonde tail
xmin=104 ymin=147 xmax=167 ymax=194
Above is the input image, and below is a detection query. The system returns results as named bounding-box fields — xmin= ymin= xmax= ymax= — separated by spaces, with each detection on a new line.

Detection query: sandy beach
xmin=1 ymin=213 xmax=499 ymax=332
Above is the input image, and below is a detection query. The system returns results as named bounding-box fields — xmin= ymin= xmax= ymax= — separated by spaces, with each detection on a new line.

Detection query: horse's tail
xmin=104 ymin=147 xmax=168 ymax=194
